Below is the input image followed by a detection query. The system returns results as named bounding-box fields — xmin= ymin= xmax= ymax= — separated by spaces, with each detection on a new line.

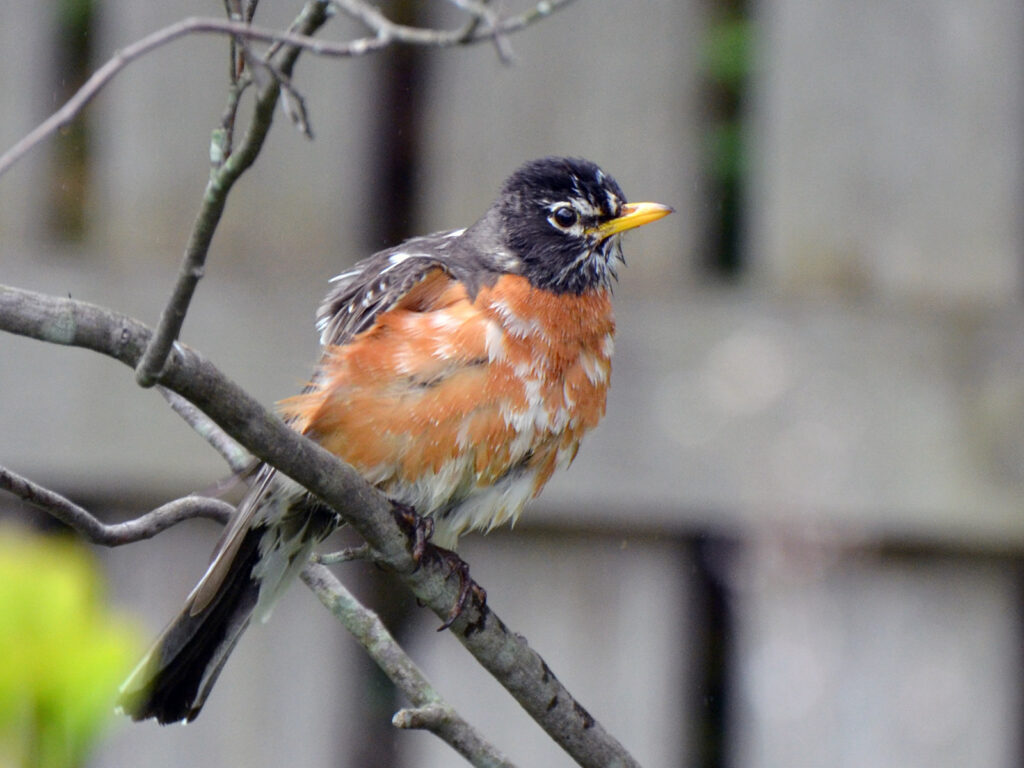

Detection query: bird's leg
xmin=390 ymin=501 xmax=487 ymax=629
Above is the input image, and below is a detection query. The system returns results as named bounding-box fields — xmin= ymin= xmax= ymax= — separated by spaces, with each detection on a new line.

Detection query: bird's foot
xmin=390 ymin=502 xmax=487 ymax=630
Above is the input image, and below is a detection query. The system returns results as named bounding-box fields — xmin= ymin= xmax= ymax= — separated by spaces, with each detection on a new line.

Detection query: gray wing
xmin=315 ymin=228 xmax=467 ymax=348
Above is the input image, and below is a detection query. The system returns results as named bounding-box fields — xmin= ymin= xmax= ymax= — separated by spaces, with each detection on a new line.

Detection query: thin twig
xmin=0 ymin=0 xmax=576 ymax=181
xmin=131 ymin=0 xmax=573 ymax=385
xmin=0 ymin=464 xmax=232 ymax=545
xmin=157 ymin=386 xmax=252 ymax=473
xmin=331 ymin=0 xmax=569 ymax=47
xmin=223 ymin=0 xmax=243 ymax=80
xmin=133 ymin=1 xmax=334 ymax=388
xmin=218 ymin=0 xmax=250 ymax=163
xmin=0 ymin=284 xmax=640 ymax=768
xmin=393 ymin=700 xmax=516 ymax=767
xmin=394 ymin=703 xmax=450 ymax=729
xmin=446 ymin=0 xmax=516 ymax=63
xmin=302 ymin=564 xmax=517 ymax=768
xmin=247 ymin=51 xmax=314 ymax=137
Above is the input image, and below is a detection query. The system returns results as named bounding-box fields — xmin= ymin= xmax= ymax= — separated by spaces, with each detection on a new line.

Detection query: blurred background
xmin=2 ymin=0 xmax=1023 ymax=766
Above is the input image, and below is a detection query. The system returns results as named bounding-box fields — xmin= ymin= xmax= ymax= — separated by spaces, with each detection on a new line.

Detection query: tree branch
xmin=301 ymin=564 xmax=517 ymax=768
xmin=132 ymin=0 xmax=333 ymax=387
xmin=0 ymin=0 xmax=575 ymax=385
xmin=0 ymin=0 xmax=575 ymax=182
xmin=391 ymin=703 xmax=516 ymax=768
xmin=446 ymin=0 xmax=516 ymax=63
xmin=157 ymin=385 xmax=252 ymax=474
xmin=0 ymin=464 xmax=232 ymax=545
xmin=0 ymin=284 xmax=640 ymax=768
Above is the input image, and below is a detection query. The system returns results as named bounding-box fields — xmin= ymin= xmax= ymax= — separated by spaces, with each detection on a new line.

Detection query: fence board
xmin=748 ymin=0 xmax=1024 ymax=303
xmin=728 ymin=537 xmax=1021 ymax=768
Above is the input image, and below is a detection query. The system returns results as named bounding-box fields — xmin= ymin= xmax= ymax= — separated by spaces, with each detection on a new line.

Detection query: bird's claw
xmin=391 ymin=502 xmax=434 ymax=564
xmin=432 ymin=546 xmax=487 ymax=631
xmin=390 ymin=501 xmax=487 ymax=630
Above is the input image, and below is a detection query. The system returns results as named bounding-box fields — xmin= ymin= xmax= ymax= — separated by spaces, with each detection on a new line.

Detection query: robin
xmin=118 ymin=156 xmax=673 ymax=724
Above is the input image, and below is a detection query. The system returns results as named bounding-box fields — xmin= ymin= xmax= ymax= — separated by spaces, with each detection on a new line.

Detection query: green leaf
xmin=0 ymin=528 xmax=141 ymax=768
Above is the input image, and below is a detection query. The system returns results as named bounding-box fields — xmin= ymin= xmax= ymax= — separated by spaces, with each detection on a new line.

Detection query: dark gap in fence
xmin=689 ymin=533 xmax=735 ymax=768
xmin=698 ymin=0 xmax=751 ymax=279
xmin=44 ymin=0 xmax=96 ymax=243
xmin=358 ymin=2 xmax=434 ymax=759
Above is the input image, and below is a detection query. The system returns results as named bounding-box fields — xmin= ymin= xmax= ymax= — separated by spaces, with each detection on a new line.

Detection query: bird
xmin=117 ymin=156 xmax=673 ymax=724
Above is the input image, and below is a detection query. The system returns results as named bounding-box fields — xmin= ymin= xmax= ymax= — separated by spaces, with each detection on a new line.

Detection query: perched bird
xmin=118 ymin=156 xmax=673 ymax=724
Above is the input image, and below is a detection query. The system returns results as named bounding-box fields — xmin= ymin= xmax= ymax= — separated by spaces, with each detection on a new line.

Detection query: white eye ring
xmin=548 ymin=204 xmax=579 ymax=230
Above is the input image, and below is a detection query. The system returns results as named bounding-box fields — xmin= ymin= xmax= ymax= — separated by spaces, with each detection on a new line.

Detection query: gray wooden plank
xmin=0 ymin=0 xmax=55 ymax=243
xmin=748 ymin=0 xmax=1024 ymax=303
xmin=728 ymin=538 xmax=1021 ymax=768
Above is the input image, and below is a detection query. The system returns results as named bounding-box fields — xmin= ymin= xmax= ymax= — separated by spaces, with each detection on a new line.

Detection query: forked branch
xmin=0 ymin=464 xmax=232 ymax=545
xmin=0 ymin=0 xmax=576 ymax=181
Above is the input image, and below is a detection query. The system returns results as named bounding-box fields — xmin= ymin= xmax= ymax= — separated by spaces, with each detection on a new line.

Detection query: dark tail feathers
xmin=117 ymin=527 xmax=262 ymax=724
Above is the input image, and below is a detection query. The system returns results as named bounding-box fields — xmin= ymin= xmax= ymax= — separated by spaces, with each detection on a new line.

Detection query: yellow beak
xmin=591 ymin=201 xmax=674 ymax=239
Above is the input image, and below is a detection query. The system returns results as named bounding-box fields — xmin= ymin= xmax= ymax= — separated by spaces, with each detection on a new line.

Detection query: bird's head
xmin=492 ymin=157 xmax=673 ymax=294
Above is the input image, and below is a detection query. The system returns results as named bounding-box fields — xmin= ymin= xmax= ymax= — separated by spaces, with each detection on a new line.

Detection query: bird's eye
xmin=550 ymin=205 xmax=579 ymax=229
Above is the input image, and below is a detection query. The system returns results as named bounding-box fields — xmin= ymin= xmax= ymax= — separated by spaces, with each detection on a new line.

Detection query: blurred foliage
xmin=700 ymin=11 xmax=752 ymax=277
xmin=54 ymin=0 xmax=93 ymax=33
xmin=0 ymin=527 xmax=140 ymax=768
xmin=705 ymin=121 xmax=745 ymax=191
xmin=702 ymin=17 xmax=753 ymax=92
xmin=701 ymin=16 xmax=751 ymax=189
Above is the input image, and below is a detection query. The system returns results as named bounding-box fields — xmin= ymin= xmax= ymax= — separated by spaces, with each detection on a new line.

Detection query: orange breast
xmin=280 ymin=272 xmax=615 ymax=543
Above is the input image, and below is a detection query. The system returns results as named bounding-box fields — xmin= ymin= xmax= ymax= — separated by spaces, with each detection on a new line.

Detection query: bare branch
xmin=447 ymin=0 xmax=516 ymax=63
xmin=0 ymin=464 xmax=232 ymax=545
xmin=0 ymin=455 xmax=509 ymax=764
xmin=132 ymin=0 xmax=574 ymax=386
xmin=331 ymin=0 xmax=573 ymax=47
xmin=302 ymin=564 xmax=517 ymax=768
xmin=392 ymin=700 xmax=517 ymax=767
xmin=133 ymin=1 xmax=333 ymax=387
xmin=0 ymin=0 xmax=575 ymax=182
xmin=394 ymin=703 xmax=448 ymax=728
xmin=0 ymin=17 xmax=254 ymax=181
xmin=248 ymin=52 xmax=314 ymax=137
xmin=157 ymin=386 xmax=252 ymax=474
xmin=0 ymin=284 xmax=640 ymax=768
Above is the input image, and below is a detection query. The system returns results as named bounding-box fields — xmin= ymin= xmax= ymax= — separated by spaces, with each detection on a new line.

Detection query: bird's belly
xmin=328 ymin=365 xmax=590 ymax=533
